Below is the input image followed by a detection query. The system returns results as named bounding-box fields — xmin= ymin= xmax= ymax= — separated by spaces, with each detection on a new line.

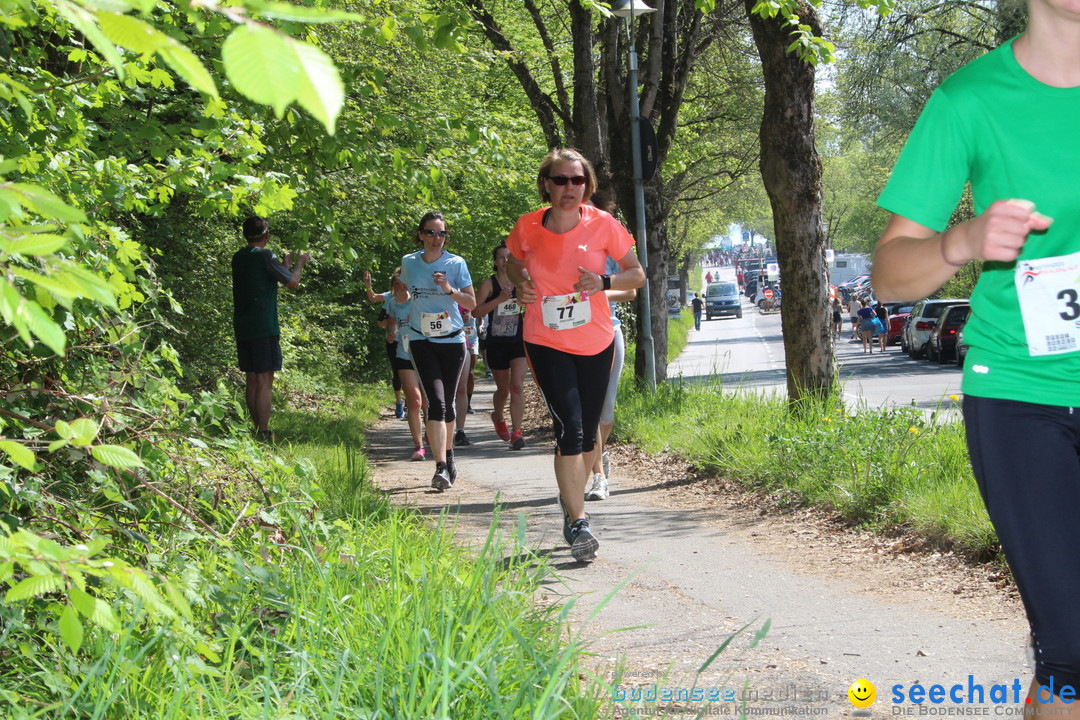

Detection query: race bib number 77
xmin=541 ymin=292 xmax=591 ymax=331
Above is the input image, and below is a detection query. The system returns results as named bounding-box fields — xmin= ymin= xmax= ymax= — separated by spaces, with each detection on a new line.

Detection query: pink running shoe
xmin=491 ymin=412 xmax=511 ymax=442
xmin=411 ymin=445 xmax=426 ymax=461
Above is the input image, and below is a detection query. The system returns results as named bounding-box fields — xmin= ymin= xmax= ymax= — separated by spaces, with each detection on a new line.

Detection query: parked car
xmin=926 ymin=304 xmax=971 ymax=363
xmin=704 ymin=281 xmax=743 ymax=320
xmin=901 ymin=298 xmax=968 ymax=359
xmin=955 ymin=325 xmax=969 ymax=368
xmin=883 ymin=302 xmax=914 ymax=345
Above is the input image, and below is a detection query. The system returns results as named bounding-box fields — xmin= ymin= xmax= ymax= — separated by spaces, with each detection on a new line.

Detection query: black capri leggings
xmin=525 ymin=340 xmax=615 ymax=457
xmin=964 ymin=394 xmax=1080 ymax=692
xmin=409 ymin=339 xmax=467 ymax=423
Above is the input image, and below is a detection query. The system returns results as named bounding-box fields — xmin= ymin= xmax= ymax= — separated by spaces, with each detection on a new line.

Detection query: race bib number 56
xmin=421 ymin=311 xmax=453 ymax=337
xmin=541 ymin=292 xmax=591 ymax=330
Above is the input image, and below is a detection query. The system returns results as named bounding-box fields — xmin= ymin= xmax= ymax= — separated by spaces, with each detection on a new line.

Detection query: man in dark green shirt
xmin=231 ymin=216 xmax=309 ymax=440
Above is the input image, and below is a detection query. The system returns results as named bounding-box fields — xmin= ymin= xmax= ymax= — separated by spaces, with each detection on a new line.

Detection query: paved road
xmin=675 ymin=267 xmax=963 ymax=418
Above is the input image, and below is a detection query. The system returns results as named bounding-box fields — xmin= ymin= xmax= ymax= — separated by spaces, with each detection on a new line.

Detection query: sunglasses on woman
xmin=547 ymin=175 xmax=586 ymax=186
xmin=420 ymin=229 xmax=448 ymax=237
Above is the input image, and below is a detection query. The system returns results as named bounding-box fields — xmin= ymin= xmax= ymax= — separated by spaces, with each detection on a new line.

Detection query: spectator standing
xmin=231 ymin=216 xmax=309 ymax=442
xmin=691 ymin=293 xmax=704 ymax=331
xmin=831 ymin=297 xmax=844 ymax=341
xmin=874 ymin=302 xmax=890 ymax=352
xmin=857 ymin=298 xmax=877 ymax=354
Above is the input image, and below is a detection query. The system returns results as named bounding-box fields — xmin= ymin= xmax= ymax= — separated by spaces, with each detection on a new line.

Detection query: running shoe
xmin=491 ymin=412 xmax=511 ymax=442
xmin=411 ymin=445 xmax=426 ymax=461
xmin=510 ymin=429 xmax=525 ymax=450
xmin=431 ymin=462 xmax=451 ymax=491
xmin=556 ymin=495 xmax=590 ymax=545
xmin=569 ymin=518 xmax=599 ymax=562
xmin=602 ymin=450 xmax=610 ymax=479
xmin=453 ymin=429 xmax=471 ymax=447
xmin=394 ymin=400 xmax=405 ymax=419
xmin=467 ymin=404 xmax=476 ymax=414
xmin=585 ymin=473 xmax=609 ymax=501
xmin=447 ymin=460 xmax=457 ymax=485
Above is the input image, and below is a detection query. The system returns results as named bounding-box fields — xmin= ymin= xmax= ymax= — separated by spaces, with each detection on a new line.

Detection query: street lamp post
xmin=611 ymin=0 xmax=657 ymax=391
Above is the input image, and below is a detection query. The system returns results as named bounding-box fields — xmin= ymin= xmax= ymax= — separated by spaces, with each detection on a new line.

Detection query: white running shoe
xmin=585 ymin=472 xmax=609 ymax=501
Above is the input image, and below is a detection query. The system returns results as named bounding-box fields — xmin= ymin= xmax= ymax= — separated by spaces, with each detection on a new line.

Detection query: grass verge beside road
xmin=619 ymin=310 xmax=998 ymax=562
xmin=3 ymin=388 xmax=602 ymax=719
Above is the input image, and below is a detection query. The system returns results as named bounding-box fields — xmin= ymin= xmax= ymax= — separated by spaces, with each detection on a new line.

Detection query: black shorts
xmin=486 ymin=340 xmax=526 ymax=371
xmin=237 ymin=336 xmax=282 ymax=374
xmin=390 ymin=355 xmax=413 ymax=373
xmin=964 ymin=395 xmax=1080 ymax=691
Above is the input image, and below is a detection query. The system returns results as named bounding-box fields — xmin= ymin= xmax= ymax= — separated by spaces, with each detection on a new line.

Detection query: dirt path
xmin=367 ymin=377 xmax=1028 ymax=716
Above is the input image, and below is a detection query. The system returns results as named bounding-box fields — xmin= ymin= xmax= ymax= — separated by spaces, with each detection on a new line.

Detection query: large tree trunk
xmin=745 ymin=0 xmax=833 ymax=404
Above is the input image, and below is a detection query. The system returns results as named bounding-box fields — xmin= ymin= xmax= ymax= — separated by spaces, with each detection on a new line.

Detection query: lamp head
xmin=609 ymin=0 xmax=657 ymax=17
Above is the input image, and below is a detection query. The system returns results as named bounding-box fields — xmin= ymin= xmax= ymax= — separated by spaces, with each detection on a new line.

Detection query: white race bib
xmin=541 ymin=292 xmax=591 ymax=331
xmin=496 ymin=299 xmax=522 ymax=317
xmin=421 ymin=311 xmax=453 ymax=337
xmin=463 ymin=325 xmax=477 ymax=339
xmin=1015 ymin=251 xmax=1080 ymax=356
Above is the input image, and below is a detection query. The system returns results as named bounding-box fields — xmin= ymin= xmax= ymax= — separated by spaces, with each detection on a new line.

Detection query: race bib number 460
xmin=1015 ymin=251 xmax=1080 ymax=356
xmin=541 ymin=292 xmax=591 ymax=331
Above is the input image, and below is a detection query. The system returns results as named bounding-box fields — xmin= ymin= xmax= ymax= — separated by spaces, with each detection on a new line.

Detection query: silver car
xmin=901 ymin=298 xmax=968 ymax=359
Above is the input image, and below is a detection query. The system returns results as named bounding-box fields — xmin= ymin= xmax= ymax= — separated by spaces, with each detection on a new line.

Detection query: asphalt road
xmin=674 ymin=267 xmax=964 ymax=419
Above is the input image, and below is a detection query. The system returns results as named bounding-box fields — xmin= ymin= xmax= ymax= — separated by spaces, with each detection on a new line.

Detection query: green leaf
xmin=0 ymin=440 xmax=35 ymax=470
xmin=22 ymin=299 xmax=66 ymax=355
xmin=6 ymin=573 xmax=63 ymax=602
xmin=67 ymin=418 xmax=99 ymax=446
xmin=221 ymin=25 xmax=298 ymax=116
xmin=56 ymin=264 xmax=118 ymax=310
xmin=59 ymin=604 xmax=84 ymax=654
xmin=293 ymin=40 xmax=343 ymax=133
xmin=68 ymin=585 xmax=95 ymax=618
xmin=7 ymin=184 xmax=87 ymax=224
xmin=9 ymin=267 xmax=81 ymax=303
xmin=86 ymin=595 xmax=121 ymax=633
xmin=91 ymin=444 xmax=144 ymax=468
xmin=54 ymin=0 xmax=127 ymax=80
xmin=157 ymin=45 xmax=218 ymax=97
xmin=0 ymin=233 xmax=68 ymax=256
xmin=54 ymin=419 xmax=74 ymax=440
xmin=248 ymin=2 xmax=366 ymax=23
xmin=96 ymin=11 xmax=163 ymax=55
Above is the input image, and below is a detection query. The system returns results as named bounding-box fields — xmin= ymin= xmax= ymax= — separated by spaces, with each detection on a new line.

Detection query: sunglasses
xmin=547 ymin=175 xmax=587 ymax=186
xmin=420 ymin=229 xmax=448 ymax=237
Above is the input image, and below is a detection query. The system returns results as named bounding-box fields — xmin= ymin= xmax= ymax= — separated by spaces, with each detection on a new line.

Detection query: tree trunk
xmin=745 ymin=0 xmax=833 ymax=404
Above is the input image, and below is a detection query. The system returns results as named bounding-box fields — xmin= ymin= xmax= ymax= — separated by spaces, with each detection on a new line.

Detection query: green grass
xmin=614 ymin=344 xmax=999 ymax=562
xmin=2 ymin=387 xmax=604 ymax=719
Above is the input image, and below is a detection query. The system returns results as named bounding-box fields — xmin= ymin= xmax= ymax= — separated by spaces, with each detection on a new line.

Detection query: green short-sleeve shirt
xmin=878 ymin=38 xmax=1080 ymax=407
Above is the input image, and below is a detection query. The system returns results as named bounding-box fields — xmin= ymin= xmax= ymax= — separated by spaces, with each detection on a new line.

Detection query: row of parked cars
xmin=889 ymin=298 xmax=972 ymax=366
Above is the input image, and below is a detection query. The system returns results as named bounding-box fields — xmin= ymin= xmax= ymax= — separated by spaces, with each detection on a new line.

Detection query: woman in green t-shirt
xmin=872 ymin=0 xmax=1080 ymax=710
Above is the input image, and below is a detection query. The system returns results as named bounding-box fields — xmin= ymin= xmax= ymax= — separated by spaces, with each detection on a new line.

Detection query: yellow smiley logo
xmin=848 ymin=678 xmax=876 ymax=709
